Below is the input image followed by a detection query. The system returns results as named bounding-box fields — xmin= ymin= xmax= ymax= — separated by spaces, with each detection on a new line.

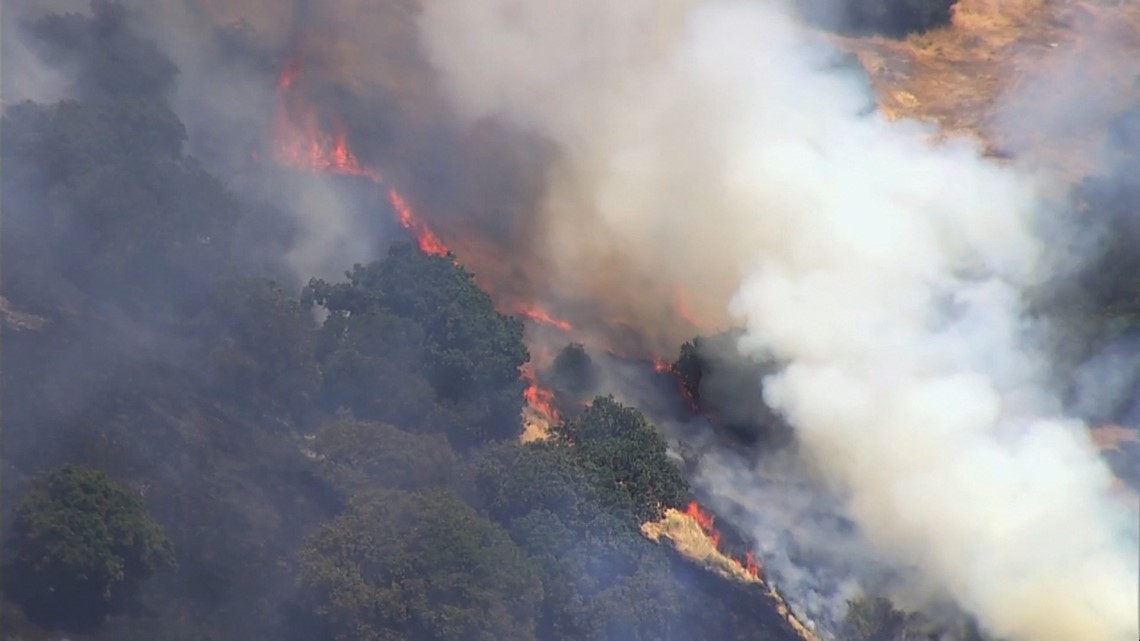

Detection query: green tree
xmin=315 ymin=309 xmax=438 ymax=429
xmin=298 ymin=489 xmax=543 ymax=641
xmin=547 ymin=342 xmax=598 ymax=403
xmin=505 ymin=507 xmax=685 ymax=641
xmin=554 ymin=396 xmax=689 ymax=522
xmin=305 ymin=244 xmax=529 ymax=446
xmin=312 ymin=419 xmax=462 ymax=495
xmin=472 ymin=441 xmax=636 ymax=531
xmin=204 ymin=278 xmax=322 ymax=415
xmin=5 ymin=465 xmax=175 ymax=630
xmin=1 ymin=98 xmax=239 ymax=315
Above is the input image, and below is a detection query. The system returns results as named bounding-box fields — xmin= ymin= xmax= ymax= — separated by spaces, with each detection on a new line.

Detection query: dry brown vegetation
xmin=835 ymin=0 xmax=1140 ymax=179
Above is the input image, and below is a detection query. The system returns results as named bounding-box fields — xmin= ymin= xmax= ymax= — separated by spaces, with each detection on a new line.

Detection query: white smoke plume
xmin=417 ymin=1 xmax=1140 ymax=640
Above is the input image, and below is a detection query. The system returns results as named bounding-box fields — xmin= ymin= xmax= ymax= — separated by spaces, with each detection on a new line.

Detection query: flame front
xmin=512 ymin=305 xmax=575 ymax=333
xmin=521 ymin=362 xmax=560 ymax=424
xmin=271 ymin=57 xmax=449 ymax=259
xmin=685 ymin=501 xmax=761 ymax=580
xmin=273 ymin=58 xmax=379 ymax=180
xmin=386 ymin=188 xmax=450 ymax=257
xmin=268 ymin=51 xmax=715 ymax=453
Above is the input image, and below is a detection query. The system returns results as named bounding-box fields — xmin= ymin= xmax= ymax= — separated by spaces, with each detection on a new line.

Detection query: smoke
xmin=1 ymin=1 xmax=74 ymax=105
xmin=417 ymin=1 xmax=1140 ymax=639
xmin=71 ymin=0 xmax=393 ymax=283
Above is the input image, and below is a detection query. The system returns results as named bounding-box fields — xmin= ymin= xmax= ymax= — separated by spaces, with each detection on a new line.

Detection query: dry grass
xmin=642 ymin=508 xmax=761 ymax=584
xmin=642 ymin=508 xmax=822 ymax=641
xmin=833 ymin=0 xmax=1140 ymax=179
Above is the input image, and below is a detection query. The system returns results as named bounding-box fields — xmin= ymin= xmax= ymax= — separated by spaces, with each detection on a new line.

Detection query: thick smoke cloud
xmin=1 ymin=6 xmax=70 ymax=105
xmin=417 ymin=1 xmax=1140 ymax=639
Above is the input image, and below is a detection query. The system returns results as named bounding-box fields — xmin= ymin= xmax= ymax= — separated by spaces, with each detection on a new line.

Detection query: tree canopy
xmin=2 ymin=97 xmax=239 ymax=315
xmin=298 ymin=489 xmax=543 ymax=641
xmin=305 ymin=245 xmax=530 ymax=446
xmin=312 ymin=419 xmax=462 ymax=495
xmin=554 ymin=396 xmax=690 ymax=523
xmin=5 ymin=465 xmax=175 ymax=630
xmin=547 ymin=342 xmax=599 ymax=401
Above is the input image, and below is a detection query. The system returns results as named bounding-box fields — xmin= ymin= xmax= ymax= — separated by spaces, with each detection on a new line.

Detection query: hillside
xmin=3 ymin=2 xmax=1139 ymax=641
xmin=0 ymin=4 xmax=808 ymax=641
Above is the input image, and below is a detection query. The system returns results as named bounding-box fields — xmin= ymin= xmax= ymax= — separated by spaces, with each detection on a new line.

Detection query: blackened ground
xmin=797 ymin=0 xmax=958 ymax=38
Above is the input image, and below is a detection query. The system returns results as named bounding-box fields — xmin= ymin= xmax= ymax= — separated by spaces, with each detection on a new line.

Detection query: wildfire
xmin=272 ymin=56 xmax=450 ymax=258
xmin=649 ymin=356 xmax=699 ymax=414
xmin=387 ymin=188 xmax=450 ymax=257
xmin=684 ymin=501 xmax=762 ymax=580
xmin=512 ymin=305 xmax=575 ymax=333
xmin=268 ymin=51 xmax=712 ymax=440
xmin=275 ymin=112 xmax=381 ymax=180
xmin=521 ymin=363 xmax=560 ymax=424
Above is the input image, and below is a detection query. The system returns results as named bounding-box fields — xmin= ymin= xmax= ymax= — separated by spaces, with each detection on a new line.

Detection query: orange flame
xmin=521 ymin=363 xmax=560 ymax=423
xmin=512 ymin=305 xmax=574 ymax=332
xmin=744 ymin=551 xmax=762 ymax=578
xmin=272 ymin=57 xmax=451 ymax=258
xmin=387 ymin=188 xmax=450 ymax=257
xmin=685 ymin=501 xmax=762 ymax=580
xmin=686 ymin=501 xmax=721 ymax=547
xmin=273 ymin=60 xmax=382 ymax=182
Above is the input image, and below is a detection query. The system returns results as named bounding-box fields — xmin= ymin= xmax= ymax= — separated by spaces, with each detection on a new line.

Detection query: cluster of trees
xmin=5 ymin=466 xmax=175 ymax=631
xmin=293 ymin=398 xmax=703 ymax=641
xmin=1 ymin=5 xmax=804 ymax=641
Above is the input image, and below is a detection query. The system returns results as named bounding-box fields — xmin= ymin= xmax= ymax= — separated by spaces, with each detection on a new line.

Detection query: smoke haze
xmin=417 ymin=1 xmax=1140 ymax=640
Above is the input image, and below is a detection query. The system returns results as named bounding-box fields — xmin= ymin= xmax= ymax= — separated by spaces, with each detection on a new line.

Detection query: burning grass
xmin=642 ymin=504 xmax=762 ymax=584
xmin=642 ymin=503 xmax=821 ymax=641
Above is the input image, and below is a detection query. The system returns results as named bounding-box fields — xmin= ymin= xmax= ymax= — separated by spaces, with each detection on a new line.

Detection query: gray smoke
xmin=416 ymin=1 xmax=1140 ymax=639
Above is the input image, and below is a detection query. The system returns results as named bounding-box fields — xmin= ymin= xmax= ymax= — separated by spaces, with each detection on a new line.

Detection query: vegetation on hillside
xmin=4 ymin=466 xmax=175 ymax=631
xmin=0 ymin=5 xmax=807 ymax=641
xmin=4 ymin=4 xmax=1135 ymax=641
